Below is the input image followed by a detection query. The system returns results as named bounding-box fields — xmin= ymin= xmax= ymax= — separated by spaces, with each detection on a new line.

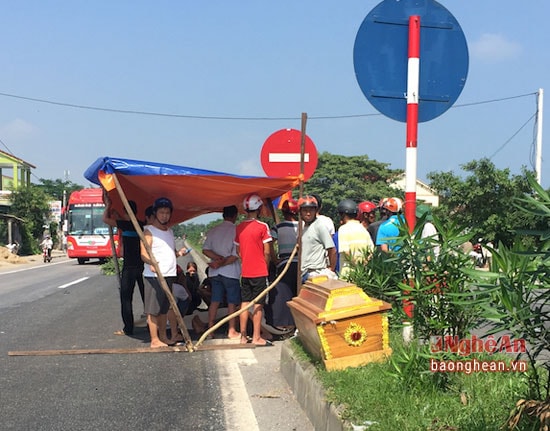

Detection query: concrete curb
xmin=280 ymin=340 xmax=351 ymax=431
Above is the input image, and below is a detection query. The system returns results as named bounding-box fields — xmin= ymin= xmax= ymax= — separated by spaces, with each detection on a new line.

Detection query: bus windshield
xmin=68 ymin=204 xmax=115 ymax=236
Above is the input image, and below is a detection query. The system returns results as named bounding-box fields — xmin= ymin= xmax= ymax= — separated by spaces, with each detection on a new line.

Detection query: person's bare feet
xmin=192 ymin=315 xmax=206 ymax=334
xmin=227 ymin=330 xmax=241 ymax=339
xmin=150 ymin=340 xmax=168 ymax=348
xmin=168 ymin=334 xmax=184 ymax=344
xmin=240 ymin=333 xmax=249 ymax=344
xmin=252 ymin=337 xmax=273 ymax=346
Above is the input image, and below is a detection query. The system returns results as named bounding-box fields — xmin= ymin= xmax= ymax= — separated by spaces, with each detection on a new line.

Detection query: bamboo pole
xmin=102 ymin=189 xmax=122 ymax=289
xmin=297 ymin=112 xmax=307 ymax=294
xmin=111 ymin=174 xmax=194 ymax=351
xmin=266 ymin=197 xmax=279 ymax=225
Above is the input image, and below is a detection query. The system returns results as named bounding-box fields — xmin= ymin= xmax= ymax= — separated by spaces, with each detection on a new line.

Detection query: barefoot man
xmin=202 ymin=205 xmax=242 ymax=339
xmin=140 ymin=197 xmax=190 ymax=348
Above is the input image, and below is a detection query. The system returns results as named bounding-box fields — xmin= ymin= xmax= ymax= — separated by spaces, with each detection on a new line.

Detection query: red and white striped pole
xmin=405 ymin=15 xmax=420 ymax=233
xmin=403 ymin=15 xmax=420 ymax=331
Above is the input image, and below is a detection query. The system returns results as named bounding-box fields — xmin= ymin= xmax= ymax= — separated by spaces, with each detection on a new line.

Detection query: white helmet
xmin=243 ymin=193 xmax=263 ymax=211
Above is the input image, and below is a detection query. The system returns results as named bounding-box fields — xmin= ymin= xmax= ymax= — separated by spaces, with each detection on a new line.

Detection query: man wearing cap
xmin=140 ymin=197 xmax=190 ymax=348
xmin=367 ymin=198 xmax=390 ymax=246
xmin=416 ymin=204 xmax=440 ymax=258
xmin=299 ymin=195 xmax=337 ymax=282
xmin=358 ymin=201 xmax=377 ymax=242
xmin=235 ymin=193 xmax=273 ymax=346
xmin=336 ymin=199 xmax=374 ymax=278
xmin=376 ymin=197 xmax=405 ymax=253
xmin=265 ymin=198 xmax=299 ymax=333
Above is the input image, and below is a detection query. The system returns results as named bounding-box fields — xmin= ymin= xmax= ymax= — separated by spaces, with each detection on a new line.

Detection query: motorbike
xmin=43 ymin=247 xmax=52 ymax=263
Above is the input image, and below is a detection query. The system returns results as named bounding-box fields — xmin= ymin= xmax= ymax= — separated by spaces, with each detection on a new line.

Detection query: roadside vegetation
xmin=295 ymin=173 xmax=549 ymax=430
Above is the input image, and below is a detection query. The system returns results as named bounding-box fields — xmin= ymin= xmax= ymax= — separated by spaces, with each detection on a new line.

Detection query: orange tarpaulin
xmin=84 ymin=156 xmax=301 ymax=223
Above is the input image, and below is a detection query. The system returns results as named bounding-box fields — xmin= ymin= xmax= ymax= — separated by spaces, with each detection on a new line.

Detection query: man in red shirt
xmin=234 ymin=193 xmax=273 ymax=346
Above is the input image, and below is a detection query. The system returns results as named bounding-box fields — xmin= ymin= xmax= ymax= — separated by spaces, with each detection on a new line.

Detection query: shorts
xmin=144 ymin=276 xmax=176 ymax=316
xmin=211 ymin=275 xmax=241 ymax=305
xmin=240 ymin=276 xmax=268 ymax=304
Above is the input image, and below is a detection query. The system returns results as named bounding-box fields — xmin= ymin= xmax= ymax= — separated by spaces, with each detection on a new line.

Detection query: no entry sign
xmin=260 ymin=128 xmax=318 ymax=180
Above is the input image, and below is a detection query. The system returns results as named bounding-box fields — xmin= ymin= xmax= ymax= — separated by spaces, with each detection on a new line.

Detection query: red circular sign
xmin=260 ymin=129 xmax=318 ymax=180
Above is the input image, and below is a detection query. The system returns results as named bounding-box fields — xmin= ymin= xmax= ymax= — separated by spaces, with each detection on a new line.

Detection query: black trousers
xmin=120 ymin=265 xmax=145 ymax=335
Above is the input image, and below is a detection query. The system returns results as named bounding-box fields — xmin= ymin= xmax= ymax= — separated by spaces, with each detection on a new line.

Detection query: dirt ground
xmin=0 ymin=246 xmax=30 ymax=266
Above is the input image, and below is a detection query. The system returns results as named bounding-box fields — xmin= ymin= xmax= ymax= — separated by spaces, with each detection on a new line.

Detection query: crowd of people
xmin=102 ymin=190 xmax=440 ymax=349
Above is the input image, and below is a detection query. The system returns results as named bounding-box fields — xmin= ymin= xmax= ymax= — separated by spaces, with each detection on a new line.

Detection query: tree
xmin=8 ymin=184 xmax=52 ymax=254
xmin=303 ymin=152 xmax=403 ymax=222
xmin=37 ymin=178 xmax=83 ymax=202
xmin=427 ymin=158 xmax=542 ymax=247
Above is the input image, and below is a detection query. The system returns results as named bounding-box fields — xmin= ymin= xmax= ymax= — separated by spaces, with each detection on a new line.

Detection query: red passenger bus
xmin=66 ymin=188 xmax=120 ymax=264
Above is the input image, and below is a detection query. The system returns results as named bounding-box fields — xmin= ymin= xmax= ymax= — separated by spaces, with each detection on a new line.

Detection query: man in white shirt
xmin=202 ymin=205 xmax=242 ymax=339
xmin=140 ymin=197 xmax=189 ymax=348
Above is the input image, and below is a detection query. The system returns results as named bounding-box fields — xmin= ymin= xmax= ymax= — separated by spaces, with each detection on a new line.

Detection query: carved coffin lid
xmin=288 ymin=276 xmax=391 ymax=323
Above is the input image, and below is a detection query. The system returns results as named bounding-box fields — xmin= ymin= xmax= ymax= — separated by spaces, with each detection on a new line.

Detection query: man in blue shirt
xmin=376 ymin=197 xmax=405 ymax=253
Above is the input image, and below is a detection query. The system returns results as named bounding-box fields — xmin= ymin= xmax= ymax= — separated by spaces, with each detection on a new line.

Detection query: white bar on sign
xmin=268 ymin=153 xmax=310 ymax=163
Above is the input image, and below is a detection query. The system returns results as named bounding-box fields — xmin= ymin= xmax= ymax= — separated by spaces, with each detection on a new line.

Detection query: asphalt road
xmin=0 ymin=251 xmax=313 ymax=431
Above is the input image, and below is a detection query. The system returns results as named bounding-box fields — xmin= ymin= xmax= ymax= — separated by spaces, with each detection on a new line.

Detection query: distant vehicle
xmin=66 ymin=188 xmax=120 ymax=264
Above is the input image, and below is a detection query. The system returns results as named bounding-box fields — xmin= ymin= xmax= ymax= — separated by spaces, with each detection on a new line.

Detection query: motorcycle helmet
xmin=153 ymin=197 xmax=173 ymax=212
xmin=243 ymin=193 xmax=263 ymax=211
xmin=337 ymin=199 xmax=358 ymax=216
xmin=383 ymin=197 xmax=403 ymax=213
xmin=282 ymin=199 xmax=299 ymax=215
xmin=298 ymin=195 xmax=318 ymax=209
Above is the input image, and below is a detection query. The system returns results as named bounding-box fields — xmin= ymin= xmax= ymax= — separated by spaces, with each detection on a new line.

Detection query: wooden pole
xmin=297 ymin=112 xmax=307 ymax=294
xmin=266 ymin=197 xmax=279 ymax=225
xmin=102 ymin=189 xmax=122 ymax=288
xmin=111 ymin=174 xmax=194 ymax=351
xmin=8 ymin=343 xmax=254 ymax=357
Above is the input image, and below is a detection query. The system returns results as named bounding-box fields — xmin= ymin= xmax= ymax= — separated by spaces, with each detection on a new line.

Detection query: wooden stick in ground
xmin=297 ymin=112 xmax=307 ymax=294
xmin=194 ymin=243 xmax=298 ymax=348
xmin=111 ymin=174 xmax=193 ymax=351
xmin=102 ymin=189 xmax=122 ymax=289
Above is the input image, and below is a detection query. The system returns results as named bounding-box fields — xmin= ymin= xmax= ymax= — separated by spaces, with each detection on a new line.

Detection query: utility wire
xmin=488 ymin=112 xmax=536 ymax=160
xmin=0 ymin=90 xmax=536 ymax=121
xmin=0 ymin=136 xmax=15 ymax=155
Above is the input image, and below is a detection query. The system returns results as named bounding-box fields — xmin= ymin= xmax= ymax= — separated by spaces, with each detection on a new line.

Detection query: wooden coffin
xmin=287 ymin=276 xmax=392 ymax=370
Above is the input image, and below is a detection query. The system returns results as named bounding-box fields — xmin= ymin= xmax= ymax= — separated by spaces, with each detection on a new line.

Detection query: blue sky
xmin=0 ymin=0 xmax=548 ymax=200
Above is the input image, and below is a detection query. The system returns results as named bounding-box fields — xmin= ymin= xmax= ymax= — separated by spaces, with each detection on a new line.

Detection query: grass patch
xmin=100 ymin=257 xmax=122 ymax=276
xmin=291 ymin=333 xmax=533 ymax=431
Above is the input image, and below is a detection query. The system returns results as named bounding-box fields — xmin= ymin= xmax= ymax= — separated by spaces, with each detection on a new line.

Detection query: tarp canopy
xmin=84 ymin=156 xmax=301 ymax=224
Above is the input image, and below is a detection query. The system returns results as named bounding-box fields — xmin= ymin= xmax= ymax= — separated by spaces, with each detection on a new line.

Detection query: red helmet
xmin=298 ymin=195 xmax=318 ymax=209
xmin=282 ymin=199 xmax=299 ymax=215
xmin=358 ymin=201 xmax=377 ymax=215
xmin=383 ymin=197 xmax=403 ymax=213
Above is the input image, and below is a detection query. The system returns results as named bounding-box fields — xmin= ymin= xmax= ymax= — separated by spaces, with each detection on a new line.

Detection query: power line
xmin=0 ymin=136 xmax=14 ymax=154
xmin=0 ymin=90 xmax=536 ymax=121
xmin=452 ymin=92 xmax=536 ymax=109
xmin=488 ymin=112 xmax=536 ymax=160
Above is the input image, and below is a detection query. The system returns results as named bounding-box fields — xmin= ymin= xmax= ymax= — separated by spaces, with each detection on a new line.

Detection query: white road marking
xmin=57 ymin=277 xmax=89 ymax=289
xmin=216 ymin=348 xmax=259 ymax=431
xmin=0 ymin=259 xmax=70 ymax=275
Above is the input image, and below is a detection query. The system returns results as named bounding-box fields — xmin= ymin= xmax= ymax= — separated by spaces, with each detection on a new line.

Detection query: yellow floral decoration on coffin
xmin=344 ymin=322 xmax=368 ymax=347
